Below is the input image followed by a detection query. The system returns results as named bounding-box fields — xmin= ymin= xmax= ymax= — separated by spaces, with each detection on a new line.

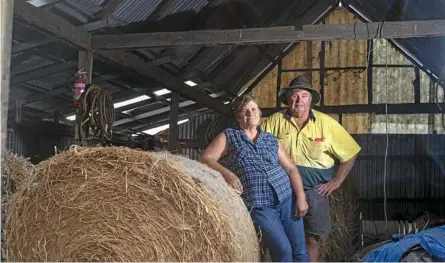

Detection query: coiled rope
xmin=78 ymin=84 xmax=115 ymax=144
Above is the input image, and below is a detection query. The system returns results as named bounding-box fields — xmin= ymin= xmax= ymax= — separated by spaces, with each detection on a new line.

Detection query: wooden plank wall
xmin=251 ymin=7 xmax=445 ymax=135
xmin=252 ymin=66 xmax=278 ymax=108
xmin=251 ymin=7 xmax=371 ymax=133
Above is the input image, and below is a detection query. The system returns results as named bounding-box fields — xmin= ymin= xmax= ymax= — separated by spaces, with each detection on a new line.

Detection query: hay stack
xmin=2 ymin=152 xmax=35 ymax=195
xmin=319 ymin=177 xmax=360 ymax=261
xmin=5 ymin=146 xmax=260 ymax=262
xmin=2 ymin=153 xmax=36 ymax=261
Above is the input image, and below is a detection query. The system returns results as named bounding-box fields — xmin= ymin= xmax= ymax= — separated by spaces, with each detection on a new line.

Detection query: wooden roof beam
xmin=95 ymin=0 xmax=124 ymax=20
xmin=262 ymin=103 xmax=445 ymax=116
xmin=93 ymin=19 xmax=445 ymax=49
xmin=13 ymin=1 xmax=231 ymax=116
xmin=113 ymin=91 xmax=226 ymax=127
xmin=10 ymin=60 xmax=77 ymax=85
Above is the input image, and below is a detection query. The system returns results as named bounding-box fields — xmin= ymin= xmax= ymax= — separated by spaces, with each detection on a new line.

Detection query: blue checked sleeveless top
xmin=224 ymin=127 xmax=292 ymax=208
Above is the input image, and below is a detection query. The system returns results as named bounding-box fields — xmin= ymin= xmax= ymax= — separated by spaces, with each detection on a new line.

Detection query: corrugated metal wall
xmin=7 ymin=129 xmax=76 ymax=164
xmin=6 ymin=113 xmax=222 ymax=163
xmin=7 ymin=129 xmax=28 ymax=156
xmin=6 ymin=129 xmax=40 ymax=163
xmin=178 ymin=113 xmax=215 ymax=140
xmin=178 ymin=112 xmax=219 ymax=160
xmin=352 ymin=134 xmax=445 ymax=220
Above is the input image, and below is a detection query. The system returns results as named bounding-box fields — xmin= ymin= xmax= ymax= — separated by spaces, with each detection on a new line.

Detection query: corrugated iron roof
xmin=114 ymin=0 xmax=162 ymax=23
xmin=10 ymin=87 xmax=34 ymax=100
xmin=99 ymin=82 xmax=124 ymax=94
xmin=89 ymin=0 xmax=105 ymax=5
xmin=11 ymin=55 xmax=54 ymax=76
xmin=64 ymin=0 xmax=103 ymax=16
xmin=195 ymin=46 xmax=235 ymax=73
xmin=27 ymin=71 xmax=75 ymax=89
xmin=171 ymin=46 xmax=201 ymax=68
xmin=11 ymin=0 xmax=333 ymax=135
xmin=173 ymin=46 xmax=201 ymax=62
xmin=27 ymin=98 xmax=66 ymax=111
xmin=157 ymin=0 xmax=209 ymax=19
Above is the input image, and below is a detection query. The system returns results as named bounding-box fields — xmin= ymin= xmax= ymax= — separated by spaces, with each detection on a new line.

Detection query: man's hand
xmin=295 ymin=194 xmax=309 ymax=218
xmin=317 ymin=180 xmax=341 ymax=196
xmin=222 ymin=172 xmax=243 ymax=194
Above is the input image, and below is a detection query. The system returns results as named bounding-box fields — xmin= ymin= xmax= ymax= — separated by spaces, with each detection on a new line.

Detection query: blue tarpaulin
xmin=363 ymin=226 xmax=445 ymax=262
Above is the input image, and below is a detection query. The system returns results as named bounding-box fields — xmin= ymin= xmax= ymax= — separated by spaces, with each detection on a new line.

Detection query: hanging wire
xmin=364 ymin=22 xmax=389 ymax=234
xmin=383 ymin=37 xmax=389 ymax=233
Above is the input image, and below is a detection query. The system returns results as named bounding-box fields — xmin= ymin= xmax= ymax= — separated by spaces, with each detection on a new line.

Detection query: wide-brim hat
xmin=278 ymin=75 xmax=321 ymax=105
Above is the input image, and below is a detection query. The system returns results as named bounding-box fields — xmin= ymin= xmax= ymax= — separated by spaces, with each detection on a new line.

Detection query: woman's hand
xmin=222 ymin=172 xmax=243 ymax=194
xmin=295 ymin=194 xmax=309 ymax=218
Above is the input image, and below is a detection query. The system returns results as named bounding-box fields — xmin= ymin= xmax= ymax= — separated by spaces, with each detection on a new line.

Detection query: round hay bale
xmin=2 ymin=153 xmax=36 ymax=262
xmin=319 ymin=177 xmax=360 ymax=261
xmin=2 ymin=152 xmax=35 ymax=195
xmin=152 ymin=152 xmax=260 ymax=260
xmin=5 ymin=146 xmax=260 ymax=262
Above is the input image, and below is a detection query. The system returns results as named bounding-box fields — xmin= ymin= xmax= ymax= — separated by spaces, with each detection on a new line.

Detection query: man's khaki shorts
xmin=303 ymin=188 xmax=332 ymax=236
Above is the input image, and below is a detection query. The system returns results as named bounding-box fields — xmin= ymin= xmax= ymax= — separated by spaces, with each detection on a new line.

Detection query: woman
xmin=200 ymin=95 xmax=309 ymax=262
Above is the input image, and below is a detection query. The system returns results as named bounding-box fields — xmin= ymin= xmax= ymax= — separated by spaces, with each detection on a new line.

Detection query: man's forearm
xmin=333 ymin=155 xmax=357 ymax=185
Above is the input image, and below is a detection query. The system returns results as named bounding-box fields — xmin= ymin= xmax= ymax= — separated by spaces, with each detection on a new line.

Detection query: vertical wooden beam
xmin=319 ymin=40 xmax=326 ymax=106
xmin=414 ymin=66 xmax=421 ymax=104
xmin=54 ymin=110 xmax=59 ymax=124
xmin=74 ymin=51 xmax=93 ymax=145
xmin=276 ymin=61 xmax=282 ymax=108
xmin=428 ymin=78 xmax=436 ymax=133
xmin=367 ymin=39 xmax=374 ymax=104
xmin=306 ymin=41 xmax=313 ymax=84
xmin=168 ymin=92 xmax=179 ymax=151
xmin=1 ymin=0 xmax=14 ymax=160
xmin=78 ymin=51 xmax=93 ymax=83
xmin=318 ymin=18 xmax=326 ymax=107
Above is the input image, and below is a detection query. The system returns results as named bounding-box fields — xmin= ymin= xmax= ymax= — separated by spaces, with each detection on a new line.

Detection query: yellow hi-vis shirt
xmin=260 ymin=109 xmax=361 ymax=190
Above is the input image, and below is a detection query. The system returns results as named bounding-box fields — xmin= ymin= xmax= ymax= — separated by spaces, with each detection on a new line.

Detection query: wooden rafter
xmin=262 ymin=103 xmax=445 ymax=116
xmin=95 ymin=0 xmax=124 ymax=20
xmin=13 ymin=1 xmax=231 ymax=116
xmin=93 ymin=19 xmax=445 ymax=49
xmin=113 ymin=91 xmax=226 ymax=127
xmin=10 ymin=60 xmax=77 ymax=85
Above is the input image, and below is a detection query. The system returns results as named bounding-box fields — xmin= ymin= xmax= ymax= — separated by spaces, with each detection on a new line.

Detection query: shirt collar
xmin=236 ymin=126 xmax=265 ymax=142
xmin=284 ymin=109 xmax=316 ymax=122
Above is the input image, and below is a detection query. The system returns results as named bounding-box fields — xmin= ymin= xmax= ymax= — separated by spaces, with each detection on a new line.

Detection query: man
xmin=260 ymin=75 xmax=361 ymax=262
